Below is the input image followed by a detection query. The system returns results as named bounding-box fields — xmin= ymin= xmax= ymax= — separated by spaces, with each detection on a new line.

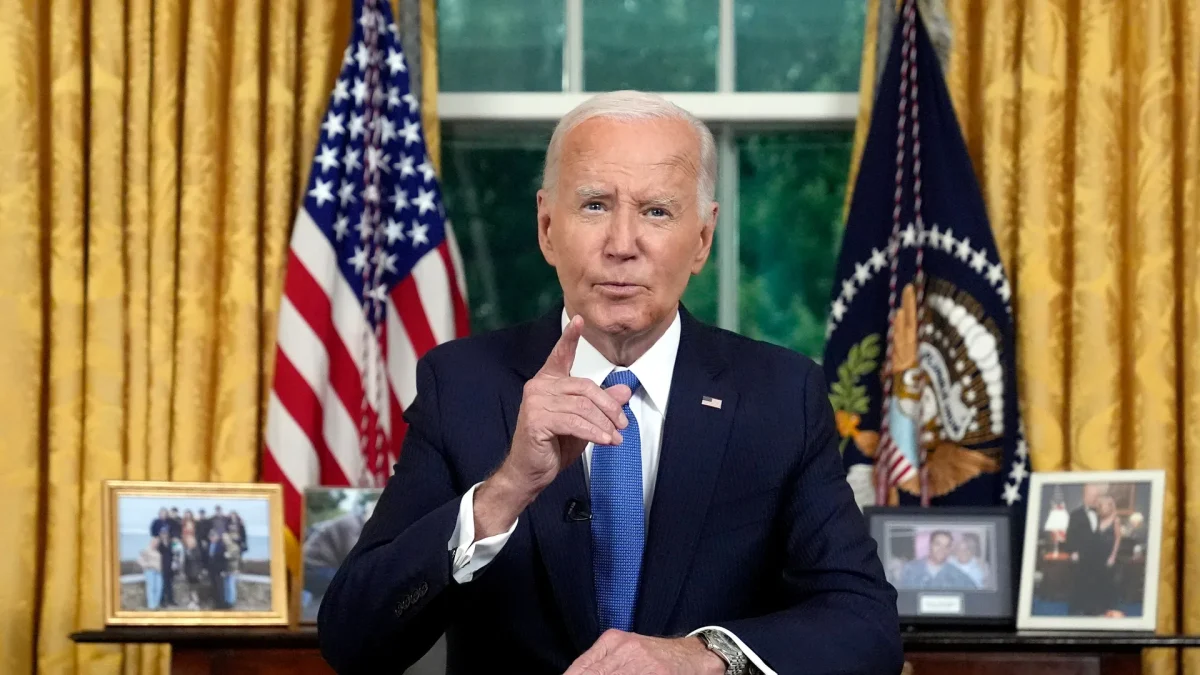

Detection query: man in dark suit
xmin=168 ymin=507 xmax=183 ymax=539
xmin=210 ymin=505 xmax=229 ymax=536
xmin=196 ymin=508 xmax=212 ymax=543
xmin=1062 ymin=483 xmax=1108 ymax=615
xmin=317 ymin=90 xmax=902 ymax=675
xmin=202 ymin=529 xmax=228 ymax=609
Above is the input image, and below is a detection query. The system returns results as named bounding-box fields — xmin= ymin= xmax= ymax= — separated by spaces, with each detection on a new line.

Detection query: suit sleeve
xmin=714 ymin=365 xmax=904 ymax=675
xmin=317 ymin=355 xmax=464 ymax=674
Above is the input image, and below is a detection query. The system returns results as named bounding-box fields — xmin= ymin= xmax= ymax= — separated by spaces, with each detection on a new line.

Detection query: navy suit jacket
xmin=317 ymin=307 xmax=902 ymax=674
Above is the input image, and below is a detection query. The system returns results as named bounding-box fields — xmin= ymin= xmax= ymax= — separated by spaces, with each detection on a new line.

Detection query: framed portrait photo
xmin=1017 ymin=470 xmax=1165 ymax=631
xmin=864 ymin=507 xmax=1014 ymax=627
xmin=298 ymin=486 xmax=383 ymax=624
xmin=101 ymin=481 xmax=289 ymax=626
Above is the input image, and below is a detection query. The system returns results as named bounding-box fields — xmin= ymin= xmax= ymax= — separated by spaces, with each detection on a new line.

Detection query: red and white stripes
xmin=263 ymin=208 xmax=467 ymax=536
xmin=875 ymin=0 xmax=927 ymax=506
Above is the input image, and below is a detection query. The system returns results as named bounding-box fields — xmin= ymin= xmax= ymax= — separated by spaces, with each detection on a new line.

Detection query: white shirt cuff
xmin=689 ymin=626 xmax=775 ymax=675
xmin=447 ymin=482 xmax=518 ymax=583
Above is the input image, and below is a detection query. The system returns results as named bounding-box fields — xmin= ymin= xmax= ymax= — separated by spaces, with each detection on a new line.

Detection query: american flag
xmin=263 ymin=0 xmax=468 ymax=539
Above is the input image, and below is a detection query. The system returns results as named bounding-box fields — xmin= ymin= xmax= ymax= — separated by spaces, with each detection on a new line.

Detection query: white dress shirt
xmin=445 ymin=309 xmax=775 ymax=674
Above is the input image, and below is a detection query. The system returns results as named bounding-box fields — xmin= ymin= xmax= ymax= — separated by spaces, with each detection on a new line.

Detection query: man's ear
xmin=690 ymin=201 xmax=719 ymax=274
xmin=536 ymin=189 xmax=557 ymax=266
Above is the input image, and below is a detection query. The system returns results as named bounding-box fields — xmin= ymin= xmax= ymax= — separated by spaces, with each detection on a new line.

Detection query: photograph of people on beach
xmin=103 ymin=481 xmax=288 ymax=625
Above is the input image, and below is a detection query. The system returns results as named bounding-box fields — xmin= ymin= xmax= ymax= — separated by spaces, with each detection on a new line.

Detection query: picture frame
xmin=297 ymin=486 xmax=383 ymax=624
xmin=1017 ymin=470 xmax=1165 ymax=631
xmin=864 ymin=506 xmax=1014 ymax=627
xmin=102 ymin=480 xmax=289 ymax=626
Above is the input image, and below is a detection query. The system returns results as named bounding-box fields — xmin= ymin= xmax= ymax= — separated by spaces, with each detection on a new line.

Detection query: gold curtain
xmin=851 ymin=1 xmax=1200 ymax=673
xmin=0 ymin=1 xmax=439 ymax=673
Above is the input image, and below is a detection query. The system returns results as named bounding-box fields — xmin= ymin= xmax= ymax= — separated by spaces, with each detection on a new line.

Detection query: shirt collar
xmin=561 ymin=308 xmax=680 ymax=415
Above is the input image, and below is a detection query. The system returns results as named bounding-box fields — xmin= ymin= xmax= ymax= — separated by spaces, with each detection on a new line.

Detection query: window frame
xmin=437 ymin=0 xmax=860 ymax=333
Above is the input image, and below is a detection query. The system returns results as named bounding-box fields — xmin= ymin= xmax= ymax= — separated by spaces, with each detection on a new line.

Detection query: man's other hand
xmin=562 ymin=630 xmax=726 ymax=675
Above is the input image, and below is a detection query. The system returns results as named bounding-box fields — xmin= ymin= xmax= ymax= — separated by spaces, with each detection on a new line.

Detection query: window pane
xmin=737 ymin=131 xmax=852 ymax=358
xmin=735 ymin=0 xmax=865 ymax=92
xmin=441 ymin=127 xmax=562 ymax=332
xmin=584 ymin=0 xmax=718 ymax=92
xmin=438 ymin=0 xmax=564 ymax=92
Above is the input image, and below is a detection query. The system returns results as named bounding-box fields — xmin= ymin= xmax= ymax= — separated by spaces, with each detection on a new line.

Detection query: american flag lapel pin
xmin=701 ymin=396 xmax=722 ymax=409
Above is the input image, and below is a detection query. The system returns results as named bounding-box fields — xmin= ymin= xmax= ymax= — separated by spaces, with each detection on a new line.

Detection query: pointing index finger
xmin=540 ymin=314 xmax=583 ymax=377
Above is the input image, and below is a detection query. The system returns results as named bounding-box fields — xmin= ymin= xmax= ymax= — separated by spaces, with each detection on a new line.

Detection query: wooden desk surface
xmin=71 ymin=626 xmax=1200 ymax=652
xmin=70 ymin=628 xmax=1200 ymax=675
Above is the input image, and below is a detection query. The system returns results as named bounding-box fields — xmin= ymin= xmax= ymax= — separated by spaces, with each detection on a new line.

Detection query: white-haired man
xmin=318 ymin=90 xmax=902 ymax=675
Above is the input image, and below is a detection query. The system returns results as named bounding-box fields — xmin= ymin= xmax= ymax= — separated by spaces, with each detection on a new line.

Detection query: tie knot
xmin=602 ymin=369 xmax=640 ymax=392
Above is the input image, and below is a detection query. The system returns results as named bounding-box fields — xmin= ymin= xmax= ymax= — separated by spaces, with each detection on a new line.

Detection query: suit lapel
xmin=634 ymin=312 xmax=737 ymax=636
xmin=500 ymin=307 xmax=600 ymax=653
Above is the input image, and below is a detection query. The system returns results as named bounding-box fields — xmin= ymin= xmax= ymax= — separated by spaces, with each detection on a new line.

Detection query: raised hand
xmin=508 ymin=314 xmax=633 ymax=488
xmin=473 ymin=315 xmax=633 ymax=538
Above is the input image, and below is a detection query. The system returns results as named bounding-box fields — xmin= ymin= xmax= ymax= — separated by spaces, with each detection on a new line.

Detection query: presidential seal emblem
xmin=831 ymin=279 xmax=1005 ymax=500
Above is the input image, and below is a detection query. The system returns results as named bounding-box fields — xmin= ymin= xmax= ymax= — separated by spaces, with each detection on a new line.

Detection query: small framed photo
xmin=102 ymin=480 xmax=289 ymax=626
xmin=298 ymin=487 xmax=383 ymax=623
xmin=864 ymin=507 xmax=1014 ymax=626
xmin=1017 ymin=470 xmax=1165 ymax=631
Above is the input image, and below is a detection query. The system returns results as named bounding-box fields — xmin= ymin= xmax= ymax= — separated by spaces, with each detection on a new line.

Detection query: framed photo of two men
xmin=101 ymin=481 xmax=289 ymax=626
xmin=1017 ymin=470 xmax=1166 ymax=631
xmin=864 ymin=506 xmax=1015 ymax=627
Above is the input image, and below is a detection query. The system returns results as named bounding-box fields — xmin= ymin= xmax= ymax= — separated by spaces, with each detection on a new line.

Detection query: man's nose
xmin=604 ymin=207 xmax=638 ymax=259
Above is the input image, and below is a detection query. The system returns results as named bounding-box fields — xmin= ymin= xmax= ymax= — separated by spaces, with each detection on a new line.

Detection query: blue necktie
xmin=590 ymin=369 xmax=644 ymax=632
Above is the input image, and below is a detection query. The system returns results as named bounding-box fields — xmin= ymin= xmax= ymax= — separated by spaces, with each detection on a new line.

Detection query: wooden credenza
xmin=70 ymin=627 xmax=1200 ymax=674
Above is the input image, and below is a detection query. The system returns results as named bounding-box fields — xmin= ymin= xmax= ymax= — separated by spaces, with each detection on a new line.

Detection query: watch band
xmin=698 ymin=629 xmax=750 ymax=675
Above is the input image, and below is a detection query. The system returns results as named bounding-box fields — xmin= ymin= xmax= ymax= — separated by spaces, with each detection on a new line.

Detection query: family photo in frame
xmin=101 ymin=481 xmax=289 ymax=626
xmin=1017 ymin=470 xmax=1165 ymax=631
xmin=865 ymin=507 xmax=1014 ymax=626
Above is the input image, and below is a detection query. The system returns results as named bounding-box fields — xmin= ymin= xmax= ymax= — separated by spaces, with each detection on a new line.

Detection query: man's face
xmin=929 ymin=534 xmax=951 ymax=564
xmin=1083 ymin=484 xmax=1107 ymax=508
xmin=537 ymin=117 xmax=716 ymax=339
xmin=954 ymin=539 xmax=974 ymax=563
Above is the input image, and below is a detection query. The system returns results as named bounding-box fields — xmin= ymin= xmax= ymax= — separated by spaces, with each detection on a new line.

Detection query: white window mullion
xmin=716 ymin=124 xmax=739 ymax=332
xmin=715 ymin=0 xmax=737 ymax=332
xmin=718 ymin=0 xmax=735 ymax=93
xmin=439 ymin=92 xmax=858 ymax=124
xmin=563 ymin=0 xmax=584 ymax=92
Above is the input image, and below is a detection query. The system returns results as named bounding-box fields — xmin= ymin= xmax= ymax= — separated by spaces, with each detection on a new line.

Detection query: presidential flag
xmin=823 ymin=0 xmax=1028 ymax=513
xmin=263 ymin=0 xmax=469 ymax=543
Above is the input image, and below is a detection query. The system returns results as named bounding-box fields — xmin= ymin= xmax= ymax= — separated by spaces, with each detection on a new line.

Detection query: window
xmin=438 ymin=0 xmax=863 ymax=359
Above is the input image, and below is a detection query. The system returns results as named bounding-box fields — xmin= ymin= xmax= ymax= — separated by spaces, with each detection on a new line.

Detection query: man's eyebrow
xmin=641 ymin=195 xmax=682 ymax=210
xmin=574 ymin=185 xmax=611 ymax=200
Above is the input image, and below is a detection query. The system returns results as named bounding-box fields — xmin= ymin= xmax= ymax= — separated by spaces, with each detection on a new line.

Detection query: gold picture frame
xmin=102 ymin=480 xmax=289 ymax=626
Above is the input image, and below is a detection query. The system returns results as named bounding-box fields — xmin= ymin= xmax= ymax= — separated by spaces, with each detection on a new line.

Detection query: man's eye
xmin=584 ymin=202 xmax=604 ymax=211
xmin=647 ymin=208 xmax=668 ymax=218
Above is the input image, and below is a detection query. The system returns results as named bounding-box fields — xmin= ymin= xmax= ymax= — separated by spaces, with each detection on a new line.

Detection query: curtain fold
xmin=851 ymin=1 xmax=1200 ymax=673
xmin=0 ymin=1 xmax=440 ymax=673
